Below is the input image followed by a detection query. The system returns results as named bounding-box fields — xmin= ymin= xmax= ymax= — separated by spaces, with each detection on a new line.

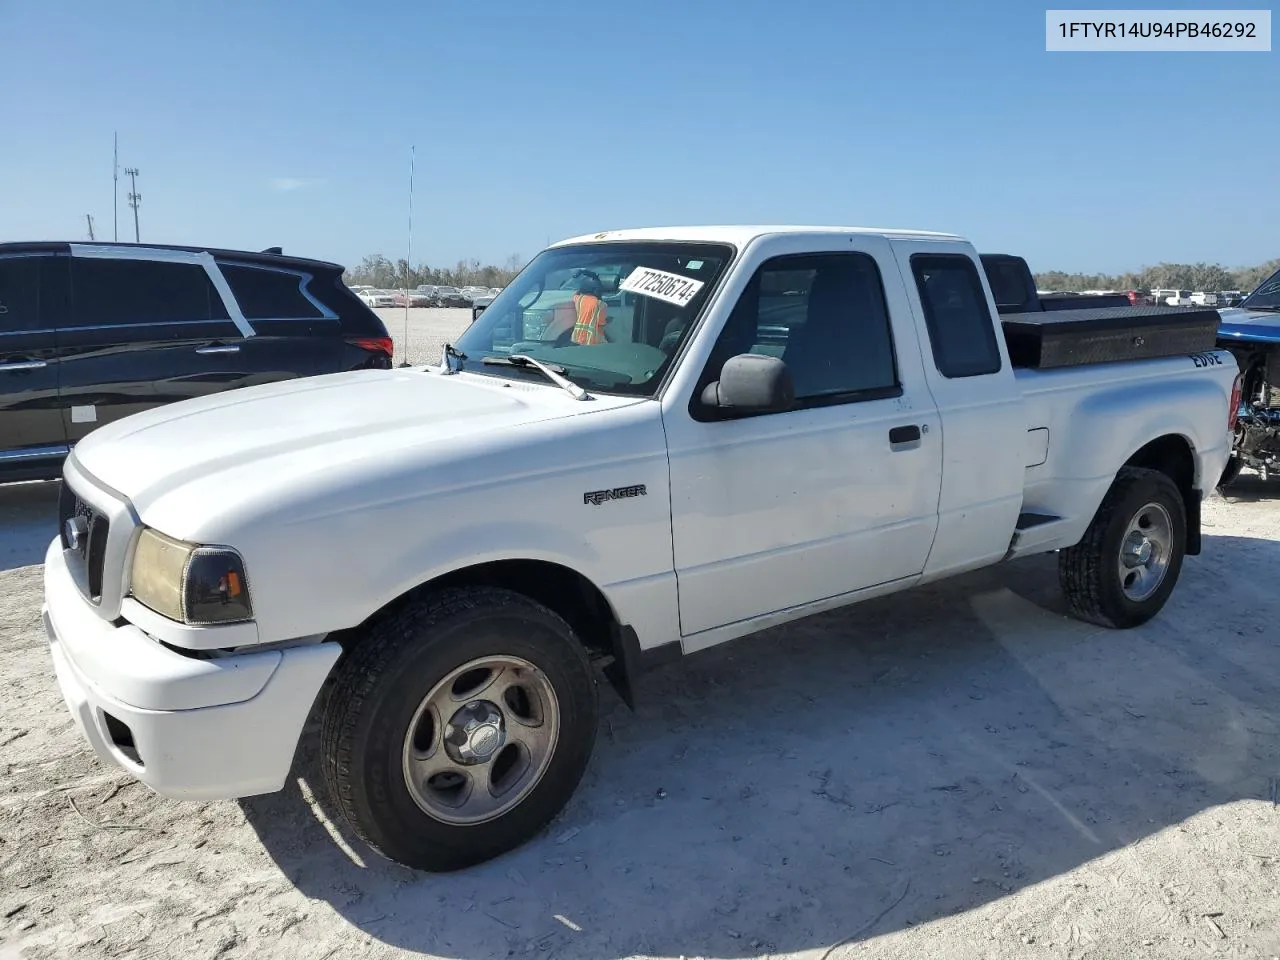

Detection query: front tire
xmin=1058 ymin=467 xmax=1187 ymax=629
xmin=320 ymin=587 xmax=598 ymax=871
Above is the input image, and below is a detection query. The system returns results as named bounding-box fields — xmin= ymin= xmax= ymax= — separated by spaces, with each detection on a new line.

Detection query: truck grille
xmin=59 ymin=482 xmax=110 ymax=602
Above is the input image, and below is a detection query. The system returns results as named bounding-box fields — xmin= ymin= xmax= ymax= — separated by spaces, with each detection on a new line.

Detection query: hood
xmin=72 ymin=367 xmax=642 ymax=527
xmin=1217 ymin=307 xmax=1280 ymax=344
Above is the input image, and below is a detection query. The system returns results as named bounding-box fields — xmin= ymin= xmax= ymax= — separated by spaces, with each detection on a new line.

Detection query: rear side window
xmin=911 ymin=254 xmax=1003 ymax=378
xmin=69 ymin=258 xmax=230 ymax=327
xmin=0 ymin=256 xmax=42 ymax=332
xmin=982 ymin=258 xmax=1031 ymax=310
xmin=218 ymin=263 xmax=325 ymax=320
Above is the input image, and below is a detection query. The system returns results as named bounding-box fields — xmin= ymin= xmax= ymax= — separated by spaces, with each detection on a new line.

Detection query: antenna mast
xmin=401 ymin=144 xmax=415 ymax=367
xmin=86 ymin=214 xmax=96 ymax=241
xmin=113 ymin=132 xmax=119 ymax=241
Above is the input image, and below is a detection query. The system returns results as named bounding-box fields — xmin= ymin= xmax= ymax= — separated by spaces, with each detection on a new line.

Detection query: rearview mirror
xmin=700 ymin=354 xmax=794 ymax=414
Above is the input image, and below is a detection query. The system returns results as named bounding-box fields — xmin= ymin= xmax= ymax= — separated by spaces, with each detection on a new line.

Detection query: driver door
xmin=664 ymin=240 xmax=944 ymax=644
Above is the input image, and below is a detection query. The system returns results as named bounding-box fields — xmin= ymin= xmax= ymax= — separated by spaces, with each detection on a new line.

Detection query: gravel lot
xmin=3 ymin=477 xmax=1280 ymax=959
xmin=373 ymin=307 xmax=473 ymax=368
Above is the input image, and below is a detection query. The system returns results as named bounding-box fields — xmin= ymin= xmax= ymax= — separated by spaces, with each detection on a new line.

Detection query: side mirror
xmin=700 ymin=353 xmax=794 ymax=414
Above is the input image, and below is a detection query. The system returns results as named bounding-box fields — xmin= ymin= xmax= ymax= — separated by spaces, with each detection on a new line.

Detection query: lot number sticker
xmin=620 ymin=266 xmax=705 ymax=307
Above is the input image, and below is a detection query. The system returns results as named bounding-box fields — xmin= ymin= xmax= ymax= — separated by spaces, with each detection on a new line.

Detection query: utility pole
xmin=85 ymin=214 xmax=96 ymax=241
xmin=113 ymin=132 xmax=119 ymax=242
xmin=124 ymin=168 xmax=140 ymax=242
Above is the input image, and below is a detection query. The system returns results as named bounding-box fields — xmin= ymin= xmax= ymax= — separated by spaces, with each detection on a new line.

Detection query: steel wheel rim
xmin=1117 ymin=501 xmax=1174 ymax=602
xmin=401 ymin=654 xmax=560 ymax=825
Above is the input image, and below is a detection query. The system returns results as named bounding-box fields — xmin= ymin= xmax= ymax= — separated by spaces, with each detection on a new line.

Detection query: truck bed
xmin=1001 ymin=305 xmax=1221 ymax=369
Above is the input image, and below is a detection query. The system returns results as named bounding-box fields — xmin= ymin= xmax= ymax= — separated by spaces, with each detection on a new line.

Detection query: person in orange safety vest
xmin=568 ymin=272 xmax=608 ymax=345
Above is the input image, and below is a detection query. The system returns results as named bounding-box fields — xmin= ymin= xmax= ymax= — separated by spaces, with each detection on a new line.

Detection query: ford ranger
xmin=43 ymin=225 xmax=1240 ymax=872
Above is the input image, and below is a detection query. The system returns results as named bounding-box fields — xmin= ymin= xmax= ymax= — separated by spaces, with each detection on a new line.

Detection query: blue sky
xmin=0 ymin=0 xmax=1274 ymax=273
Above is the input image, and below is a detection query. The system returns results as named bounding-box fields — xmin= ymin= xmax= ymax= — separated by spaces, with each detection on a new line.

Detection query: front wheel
xmin=1058 ymin=466 xmax=1187 ymax=629
xmin=320 ymin=587 xmax=598 ymax=871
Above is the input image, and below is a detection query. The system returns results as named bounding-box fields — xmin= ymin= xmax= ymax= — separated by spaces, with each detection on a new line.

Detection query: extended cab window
xmin=0 ymin=256 xmax=42 ymax=332
xmin=68 ymin=258 xmax=231 ymax=327
xmin=911 ymin=254 xmax=1002 ymax=378
xmin=218 ymin=262 xmax=326 ymax=320
xmin=702 ymin=252 xmax=899 ymax=405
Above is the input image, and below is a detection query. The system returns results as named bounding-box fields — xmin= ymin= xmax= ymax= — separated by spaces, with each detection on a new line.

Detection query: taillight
xmin=1228 ymin=372 xmax=1243 ymax=433
xmin=348 ymin=336 xmax=394 ymax=357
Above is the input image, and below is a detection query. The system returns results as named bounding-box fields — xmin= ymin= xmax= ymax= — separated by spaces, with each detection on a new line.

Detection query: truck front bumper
xmin=43 ymin=539 xmax=342 ymax=801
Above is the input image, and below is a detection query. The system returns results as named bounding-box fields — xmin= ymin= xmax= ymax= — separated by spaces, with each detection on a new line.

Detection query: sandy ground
xmin=3 ymin=473 xmax=1280 ymax=960
xmin=373 ymin=307 xmax=473 ymax=368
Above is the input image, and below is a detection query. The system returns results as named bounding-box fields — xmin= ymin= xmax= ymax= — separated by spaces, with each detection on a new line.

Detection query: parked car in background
xmin=391 ymin=290 xmax=434 ymax=308
xmin=470 ymin=291 xmax=496 ymax=323
xmin=0 ymin=241 xmax=393 ymax=482
xmin=1218 ymin=290 xmax=1245 ymax=307
xmin=1190 ymin=291 xmax=1219 ymax=307
xmin=1152 ymin=289 xmax=1194 ymax=306
xmin=434 ymin=286 xmax=467 ymax=307
xmin=415 ymin=284 xmax=440 ymax=305
xmin=1214 ymin=266 xmax=1280 ymax=484
xmin=358 ymin=289 xmax=397 ymax=308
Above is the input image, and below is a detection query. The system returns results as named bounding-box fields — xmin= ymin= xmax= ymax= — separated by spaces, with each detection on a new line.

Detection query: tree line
xmin=343 ymin=251 xmax=1280 ymax=297
xmin=1033 ymin=259 xmax=1280 ymax=294
xmin=343 ymin=253 xmax=525 ymax=289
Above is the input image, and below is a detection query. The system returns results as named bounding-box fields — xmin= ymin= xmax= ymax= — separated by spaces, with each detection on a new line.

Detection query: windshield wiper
xmin=439 ymin=343 xmax=467 ymax=374
xmin=482 ymin=354 xmax=590 ymax=400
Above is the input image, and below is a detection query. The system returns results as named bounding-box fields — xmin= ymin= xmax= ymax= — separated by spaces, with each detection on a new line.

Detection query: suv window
xmin=703 ymin=252 xmax=899 ymax=406
xmin=69 ymin=258 xmax=231 ymax=327
xmin=910 ymin=254 xmax=1002 ymax=378
xmin=0 ymin=255 xmax=42 ymax=333
xmin=218 ymin=262 xmax=325 ymax=320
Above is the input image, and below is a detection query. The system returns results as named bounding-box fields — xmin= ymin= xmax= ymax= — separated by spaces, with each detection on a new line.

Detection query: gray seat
xmin=782 ymin=265 xmax=894 ymax=398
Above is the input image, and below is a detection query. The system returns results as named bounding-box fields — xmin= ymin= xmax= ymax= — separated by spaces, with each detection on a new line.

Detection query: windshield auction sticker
xmin=620 ymin=267 xmax=705 ymax=307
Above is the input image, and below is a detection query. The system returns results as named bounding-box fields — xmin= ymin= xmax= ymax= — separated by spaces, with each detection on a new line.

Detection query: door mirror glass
xmin=700 ymin=353 xmax=794 ymax=414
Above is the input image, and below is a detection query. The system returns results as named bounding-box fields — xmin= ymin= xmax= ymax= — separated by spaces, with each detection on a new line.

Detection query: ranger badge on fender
xmin=583 ymin=484 xmax=647 ymax=506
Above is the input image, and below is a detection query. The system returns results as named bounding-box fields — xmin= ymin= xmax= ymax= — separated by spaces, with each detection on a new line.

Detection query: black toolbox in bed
xmin=1000 ymin=306 xmax=1221 ymax=369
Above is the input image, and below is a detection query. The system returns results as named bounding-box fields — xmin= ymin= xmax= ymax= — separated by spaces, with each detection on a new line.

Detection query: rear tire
xmin=1058 ymin=467 xmax=1186 ymax=629
xmin=320 ymin=587 xmax=598 ymax=871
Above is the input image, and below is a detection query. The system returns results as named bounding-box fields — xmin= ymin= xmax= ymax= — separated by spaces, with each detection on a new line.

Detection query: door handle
xmin=888 ymin=424 xmax=922 ymax=445
xmin=196 ymin=344 xmax=240 ymax=355
xmin=0 ymin=359 xmax=48 ymax=371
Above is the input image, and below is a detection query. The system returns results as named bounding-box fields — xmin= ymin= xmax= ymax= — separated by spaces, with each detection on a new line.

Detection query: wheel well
xmin=428 ymin=560 xmax=616 ymax=659
xmin=325 ymin=560 xmax=657 ymax=709
xmin=1124 ymin=434 xmax=1194 ymax=498
xmin=1122 ymin=434 xmax=1201 ymax=555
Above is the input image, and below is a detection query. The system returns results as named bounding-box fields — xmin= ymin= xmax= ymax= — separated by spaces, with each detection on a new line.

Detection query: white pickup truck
xmin=43 ymin=225 xmax=1239 ymax=872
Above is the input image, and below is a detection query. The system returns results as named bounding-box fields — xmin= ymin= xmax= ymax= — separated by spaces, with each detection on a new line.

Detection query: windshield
xmin=1242 ymin=268 xmax=1280 ymax=310
xmin=451 ymin=241 xmax=734 ymax=396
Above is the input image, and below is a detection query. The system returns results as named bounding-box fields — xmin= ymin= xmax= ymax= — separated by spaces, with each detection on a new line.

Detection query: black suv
xmin=0 ymin=242 xmax=393 ymax=482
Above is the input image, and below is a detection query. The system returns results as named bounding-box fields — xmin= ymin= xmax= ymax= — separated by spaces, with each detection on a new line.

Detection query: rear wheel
xmin=321 ymin=587 xmax=598 ymax=871
xmin=1058 ymin=467 xmax=1187 ymax=629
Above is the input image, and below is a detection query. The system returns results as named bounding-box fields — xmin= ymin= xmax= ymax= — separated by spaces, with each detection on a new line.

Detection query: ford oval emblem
xmin=64 ymin=516 xmax=88 ymax=552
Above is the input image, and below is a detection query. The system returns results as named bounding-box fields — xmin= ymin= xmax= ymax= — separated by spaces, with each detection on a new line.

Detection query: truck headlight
xmin=130 ymin=528 xmax=254 ymax=625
